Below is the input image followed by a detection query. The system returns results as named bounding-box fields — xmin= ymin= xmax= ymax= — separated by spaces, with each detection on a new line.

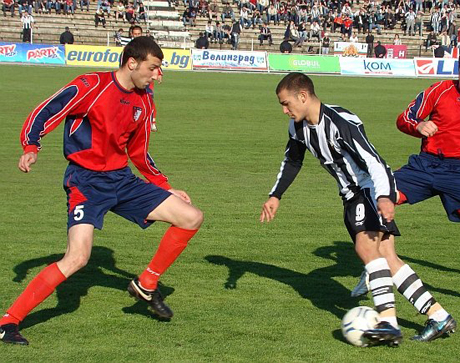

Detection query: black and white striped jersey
xmin=269 ymin=103 xmax=397 ymax=203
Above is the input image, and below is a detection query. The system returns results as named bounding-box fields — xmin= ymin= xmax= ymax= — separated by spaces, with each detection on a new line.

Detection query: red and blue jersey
xmin=20 ymin=71 xmax=171 ymax=189
xmin=397 ymin=80 xmax=460 ymax=158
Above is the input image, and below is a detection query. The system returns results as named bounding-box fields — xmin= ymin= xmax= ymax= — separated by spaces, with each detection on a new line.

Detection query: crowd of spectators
xmin=2 ymin=0 xmax=148 ymax=27
xmin=182 ymin=0 xmax=460 ymax=52
xmin=92 ymin=0 xmax=148 ymax=27
xmin=2 ymin=0 xmax=152 ymax=43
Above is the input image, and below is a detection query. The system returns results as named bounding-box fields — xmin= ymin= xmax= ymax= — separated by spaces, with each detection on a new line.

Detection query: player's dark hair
xmin=276 ymin=72 xmax=316 ymax=96
xmin=121 ymin=36 xmax=163 ymax=67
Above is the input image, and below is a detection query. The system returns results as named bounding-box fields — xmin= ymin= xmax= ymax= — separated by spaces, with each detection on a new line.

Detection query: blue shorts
xmin=395 ymin=152 xmax=460 ymax=222
xmin=63 ymin=164 xmax=171 ymax=230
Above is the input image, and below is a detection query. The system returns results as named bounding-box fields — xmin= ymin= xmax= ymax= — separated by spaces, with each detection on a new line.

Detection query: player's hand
xmin=377 ymin=197 xmax=395 ymax=222
xmin=18 ymin=152 xmax=37 ymax=173
xmin=416 ymin=121 xmax=438 ymax=137
xmin=169 ymin=188 xmax=191 ymax=204
xmin=260 ymin=197 xmax=280 ymax=223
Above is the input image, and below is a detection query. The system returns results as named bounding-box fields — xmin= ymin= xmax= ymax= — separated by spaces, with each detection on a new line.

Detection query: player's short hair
xmin=121 ymin=36 xmax=163 ymax=67
xmin=276 ymin=72 xmax=316 ymax=96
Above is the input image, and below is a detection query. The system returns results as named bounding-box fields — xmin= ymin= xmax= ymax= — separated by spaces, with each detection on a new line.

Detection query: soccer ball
xmin=341 ymin=306 xmax=379 ymax=347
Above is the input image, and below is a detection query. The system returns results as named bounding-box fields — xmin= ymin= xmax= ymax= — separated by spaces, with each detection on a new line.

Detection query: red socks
xmin=396 ymin=190 xmax=408 ymax=205
xmin=0 ymin=227 xmax=198 ymax=325
xmin=0 ymin=262 xmax=66 ymax=326
xmin=139 ymin=226 xmax=198 ymax=290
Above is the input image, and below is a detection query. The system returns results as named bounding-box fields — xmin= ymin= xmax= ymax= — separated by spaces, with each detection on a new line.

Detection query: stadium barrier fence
xmin=0 ymin=42 xmax=458 ymax=77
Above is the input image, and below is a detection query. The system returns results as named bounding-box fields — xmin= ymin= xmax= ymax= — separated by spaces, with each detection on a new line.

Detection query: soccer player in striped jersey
xmin=351 ymin=70 xmax=460 ymax=341
xmin=0 ymin=37 xmax=203 ymax=345
xmin=260 ymin=72 xmax=453 ymax=346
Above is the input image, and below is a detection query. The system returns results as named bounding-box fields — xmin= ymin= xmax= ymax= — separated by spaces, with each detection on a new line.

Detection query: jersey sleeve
xmin=340 ymin=122 xmax=397 ymax=202
xmin=20 ymin=74 xmax=101 ymax=153
xmin=396 ymin=81 xmax=442 ymax=138
xmin=127 ymin=107 xmax=171 ymax=190
xmin=269 ymin=122 xmax=307 ymax=199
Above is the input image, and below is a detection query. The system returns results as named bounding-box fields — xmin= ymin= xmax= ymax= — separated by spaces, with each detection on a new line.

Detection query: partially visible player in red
xmin=352 ymin=67 xmax=460 ymax=342
xmin=0 ymin=37 xmax=203 ymax=345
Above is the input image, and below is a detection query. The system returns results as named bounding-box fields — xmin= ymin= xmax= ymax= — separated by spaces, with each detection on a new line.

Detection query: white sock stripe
xmin=373 ymin=293 xmax=396 ymax=307
xmin=400 ymin=279 xmax=424 ymax=299
xmin=372 ymin=286 xmax=392 ymax=296
xmin=414 ymin=291 xmax=434 ymax=312
xmin=392 ymin=264 xmax=414 ymax=288
xmin=369 ymin=277 xmax=394 ymax=290
xmin=429 ymin=309 xmax=449 ymax=321
xmin=365 ymin=258 xmax=390 ymax=274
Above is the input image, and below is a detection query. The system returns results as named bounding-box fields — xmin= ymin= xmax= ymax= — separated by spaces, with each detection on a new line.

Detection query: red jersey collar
xmin=111 ymin=71 xmax=134 ymax=94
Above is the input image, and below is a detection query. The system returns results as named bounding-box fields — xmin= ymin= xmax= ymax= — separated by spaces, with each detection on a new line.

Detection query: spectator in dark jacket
xmin=59 ymin=27 xmax=74 ymax=44
xmin=195 ymin=32 xmax=209 ymax=48
xmin=366 ymin=31 xmax=374 ymax=57
xmin=279 ymin=39 xmax=292 ymax=53
xmin=433 ymin=42 xmax=445 ymax=58
xmin=374 ymin=41 xmax=387 ymax=58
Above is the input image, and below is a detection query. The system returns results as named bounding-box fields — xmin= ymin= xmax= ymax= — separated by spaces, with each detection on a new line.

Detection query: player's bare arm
xmin=18 ymin=152 xmax=37 ymax=173
xmin=169 ymin=188 xmax=192 ymax=204
xmin=416 ymin=120 xmax=438 ymax=137
xmin=260 ymin=196 xmax=280 ymax=223
xmin=377 ymin=197 xmax=395 ymax=222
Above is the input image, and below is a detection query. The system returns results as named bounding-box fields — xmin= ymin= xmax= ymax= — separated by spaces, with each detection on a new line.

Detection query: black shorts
xmin=343 ymin=188 xmax=400 ymax=243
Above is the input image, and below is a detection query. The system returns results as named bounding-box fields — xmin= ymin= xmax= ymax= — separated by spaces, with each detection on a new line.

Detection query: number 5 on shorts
xmin=74 ymin=205 xmax=85 ymax=221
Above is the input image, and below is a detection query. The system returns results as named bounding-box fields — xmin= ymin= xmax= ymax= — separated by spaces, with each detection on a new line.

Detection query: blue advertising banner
xmin=0 ymin=43 xmax=65 ymax=65
xmin=339 ymin=57 xmax=415 ymax=77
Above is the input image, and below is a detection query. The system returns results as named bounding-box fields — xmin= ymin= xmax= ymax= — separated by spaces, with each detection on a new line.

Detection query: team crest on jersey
xmin=133 ymin=106 xmax=142 ymax=122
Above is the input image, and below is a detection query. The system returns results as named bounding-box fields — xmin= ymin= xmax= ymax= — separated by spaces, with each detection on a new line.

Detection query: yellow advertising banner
xmin=65 ymin=44 xmax=191 ymax=70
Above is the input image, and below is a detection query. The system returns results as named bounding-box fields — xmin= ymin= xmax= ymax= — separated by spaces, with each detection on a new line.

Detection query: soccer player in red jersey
xmin=0 ymin=37 xmax=203 ymax=345
xmin=395 ymin=76 xmax=460 ymax=220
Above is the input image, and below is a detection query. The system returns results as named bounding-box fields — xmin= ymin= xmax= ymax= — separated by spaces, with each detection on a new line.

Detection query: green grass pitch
xmin=0 ymin=64 xmax=459 ymax=362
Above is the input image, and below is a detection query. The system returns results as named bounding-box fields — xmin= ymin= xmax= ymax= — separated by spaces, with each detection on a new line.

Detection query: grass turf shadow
xmin=10 ymin=246 xmax=174 ymax=329
xmin=205 ymin=241 xmax=364 ymax=321
xmin=205 ymin=241 xmax=427 ymax=332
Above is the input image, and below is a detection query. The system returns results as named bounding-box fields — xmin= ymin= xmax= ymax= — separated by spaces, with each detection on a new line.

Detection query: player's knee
xmin=180 ymin=208 xmax=204 ymax=230
xmin=61 ymin=252 xmax=91 ymax=273
xmin=189 ymin=208 xmax=204 ymax=229
xmin=71 ymin=254 xmax=90 ymax=270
